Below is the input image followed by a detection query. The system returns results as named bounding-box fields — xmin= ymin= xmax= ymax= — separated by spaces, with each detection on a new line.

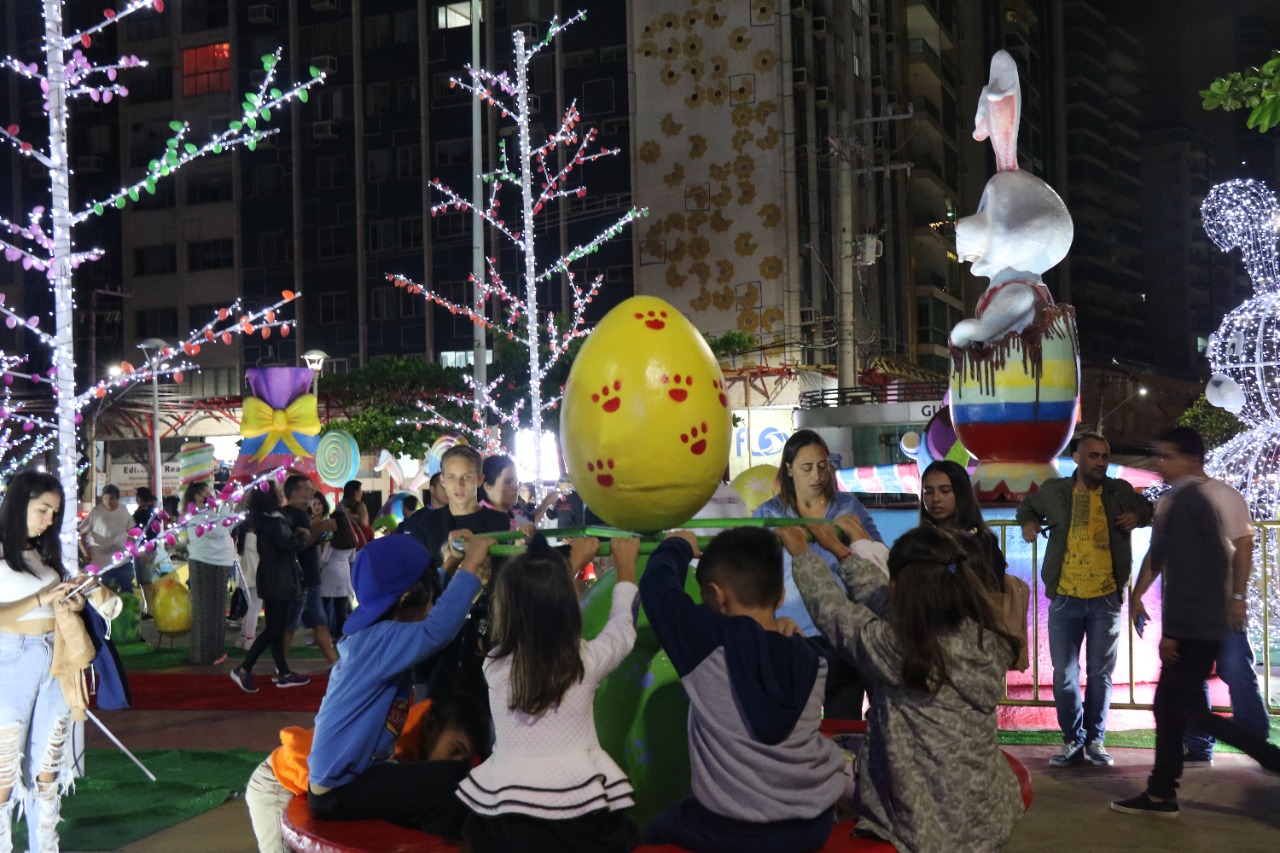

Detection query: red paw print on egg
xmin=586 ymin=457 xmax=616 ymax=487
xmin=634 ymin=308 xmax=669 ymax=330
xmin=680 ymin=422 xmax=709 ymax=456
xmin=712 ymin=379 xmax=728 ymax=408
xmin=660 ymin=373 xmax=693 ymax=402
xmin=591 ymin=380 xmax=622 ymax=413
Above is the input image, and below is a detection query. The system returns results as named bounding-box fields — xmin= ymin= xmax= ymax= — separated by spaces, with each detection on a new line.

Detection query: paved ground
xmin=70 ymin=626 xmax=1280 ymax=852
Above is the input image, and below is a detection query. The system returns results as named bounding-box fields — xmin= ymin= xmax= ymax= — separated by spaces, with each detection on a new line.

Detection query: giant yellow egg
xmin=561 ymin=296 xmax=731 ymax=532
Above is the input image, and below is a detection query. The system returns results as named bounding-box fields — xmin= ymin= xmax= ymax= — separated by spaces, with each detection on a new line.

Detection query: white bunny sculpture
xmin=946 ymin=51 xmax=1080 ymax=502
xmin=950 ymin=51 xmax=1074 ymax=347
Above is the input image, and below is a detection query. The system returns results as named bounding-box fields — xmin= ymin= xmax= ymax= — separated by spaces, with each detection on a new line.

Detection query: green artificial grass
xmin=10 ymin=748 xmax=266 ymax=852
xmin=114 ymin=640 xmax=325 ymax=671
xmin=999 ymin=713 xmax=1280 ymax=753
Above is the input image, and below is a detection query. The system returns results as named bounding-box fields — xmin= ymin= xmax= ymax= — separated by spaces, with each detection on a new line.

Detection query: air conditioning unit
xmin=77 ymin=156 xmax=103 ymax=173
xmin=248 ymin=4 xmax=274 ymax=24
xmin=313 ymin=120 xmax=338 ymax=141
xmin=791 ymin=0 xmax=811 ymax=17
xmin=870 ymin=74 xmax=885 ymax=91
xmin=814 ymin=86 xmax=831 ymax=108
xmin=868 ymin=13 xmax=883 ymax=31
xmin=311 ymin=0 xmax=337 ymax=11
xmin=887 ymin=91 xmax=901 ymax=110
xmin=511 ymin=22 xmax=540 ymax=43
xmin=527 ymin=93 xmax=541 ymax=114
xmin=799 ymin=307 xmax=818 ymax=327
xmin=311 ymin=54 xmax=338 ymax=75
xmin=885 ymin=32 xmax=899 ymax=48
xmin=812 ymin=17 xmax=829 ymax=38
xmin=793 ymin=67 xmax=812 ymax=90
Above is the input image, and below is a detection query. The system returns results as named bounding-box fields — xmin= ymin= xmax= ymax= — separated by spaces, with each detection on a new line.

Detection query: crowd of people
xmin=1 ymin=425 xmax=1278 ymax=851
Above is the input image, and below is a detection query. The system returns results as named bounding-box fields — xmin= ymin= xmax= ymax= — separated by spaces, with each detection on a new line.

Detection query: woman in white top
xmin=0 ymin=471 xmax=117 ymax=853
xmin=458 ymin=535 xmax=639 ymax=853
xmin=182 ymin=481 xmax=236 ymax=665
xmin=318 ymin=503 xmax=358 ymax=640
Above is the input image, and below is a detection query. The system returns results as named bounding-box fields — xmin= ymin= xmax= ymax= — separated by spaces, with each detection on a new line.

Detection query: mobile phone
xmin=1135 ymin=613 xmax=1148 ymax=639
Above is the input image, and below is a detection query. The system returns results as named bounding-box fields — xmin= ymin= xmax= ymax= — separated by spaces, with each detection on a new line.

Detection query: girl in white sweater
xmin=458 ymin=534 xmax=640 ymax=853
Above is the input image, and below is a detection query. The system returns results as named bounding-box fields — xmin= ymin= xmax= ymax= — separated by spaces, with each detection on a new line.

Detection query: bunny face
xmin=957 ymin=171 xmax=1073 ymax=282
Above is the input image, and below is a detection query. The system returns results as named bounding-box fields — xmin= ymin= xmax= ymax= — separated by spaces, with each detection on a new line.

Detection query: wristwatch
xmin=1230 ymin=593 xmax=1246 ymax=601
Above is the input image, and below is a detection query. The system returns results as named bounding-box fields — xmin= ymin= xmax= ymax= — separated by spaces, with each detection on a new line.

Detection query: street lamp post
xmin=302 ymin=349 xmax=329 ymax=394
xmin=138 ymin=338 xmax=167 ymax=500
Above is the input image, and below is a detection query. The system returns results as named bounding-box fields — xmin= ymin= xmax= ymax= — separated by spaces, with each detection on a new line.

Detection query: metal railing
xmin=799 ymin=380 xmax=948 ymax=409
xmin=988 ymin=519 xmax=1278 ymax=714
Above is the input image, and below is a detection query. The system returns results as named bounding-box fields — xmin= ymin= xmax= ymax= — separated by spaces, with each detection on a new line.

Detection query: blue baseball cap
xmin=344 ymin=535 xmax=436 ymax=635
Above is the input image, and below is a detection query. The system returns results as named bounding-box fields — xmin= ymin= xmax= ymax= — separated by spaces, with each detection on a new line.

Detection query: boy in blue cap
xmin=307 ymin=532 xmax=492 ymax=837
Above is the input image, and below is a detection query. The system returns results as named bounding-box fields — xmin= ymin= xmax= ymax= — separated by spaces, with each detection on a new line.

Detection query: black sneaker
xmin=276 ymin=672 xmax=311 ymax=688
xmin=229 ymin=668 xmax=259 ymax=694
xmin=1110 ymin=792 xmax=1179 ymax=818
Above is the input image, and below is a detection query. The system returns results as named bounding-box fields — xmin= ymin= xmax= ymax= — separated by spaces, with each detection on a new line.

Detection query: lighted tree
xmin=1 ymin=0 xmax=323 ymax=570
xmin=387 ymin=12 xmax=646 ymax=483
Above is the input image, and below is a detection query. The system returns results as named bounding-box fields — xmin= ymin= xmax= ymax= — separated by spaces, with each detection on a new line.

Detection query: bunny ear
xmin=978 ymin=51 xmax=1022 ymax=172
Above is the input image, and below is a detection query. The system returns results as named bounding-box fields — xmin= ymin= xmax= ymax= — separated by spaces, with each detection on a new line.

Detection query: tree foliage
xmin=1201 ymin=51 xmax=1280 ymax=132
xmin=318 ymin=356 xmax=468 ymax=457
xmin=1176 ymin=394 xmax=1246 ymax=449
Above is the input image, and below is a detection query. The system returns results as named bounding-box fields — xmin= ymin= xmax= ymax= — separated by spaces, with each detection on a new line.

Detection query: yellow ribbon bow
xmin=241 ymin=394 xmax=321 ymax=461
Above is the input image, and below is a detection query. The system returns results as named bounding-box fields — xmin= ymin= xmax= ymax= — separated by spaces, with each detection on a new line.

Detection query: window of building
xmin=368 ymin=149 xmax=394 ymax=182
xmin=397 ymin=80 xmax=420 ymax=109
xmin=188 ymin=238 xmax=234 ymax=271
xmin=439 ymin=349 xmax=492 ymax=367
xmin=182 ymin=0 xmax=229 ymax=32
xmin=135 ymin=181 xmax=176 ymax=211
xmin=129 ymin=63 xmax=173 ymax=103
xmin=400 ymin=290 xmax=425 ymax=317
xmin=435 ymin=3 xmax=476 ymax=30
xmin=400 ymin=217 xmax=423 ymax=248
xmin=395 ymin=10 xmax=418 ymax=43
xmin=126 ymin=13 xmax=171 ymax=41
xmin=318 ymin=225 xmax=350 ymax=258
xmin=434 ymin=139 xmax=470 ymax=167
xmin=369 ymin=219 xmax=396 ymax=252
xmin=317 ymin=156 xmax=346 ymax=189
xmin=370 ymin=289 xmax=396 ymax=321
xmin=582 ymin=79 xmax=615 ymax=116
xmin=186 ymin=171 xmax=233 ymax=204
xmin=134 ymin=244 xmax=177 ymax=276
xmin=432 ymin=211 xmax=467 ymax=239
xmin=258 ymin=232 xmax=285 ymax=265
xmin=319 ymin=293 xmax=341 ymax=325
xmin=364 ymin=15 xmax=392 ymax=50
xmin=252 ymin=164 xmax=285 ymax=197
xmin=367 ymin=81 xmax=391 ymax=115
xmin=135 ymin=307 xmax=179 ymax=339
xmin=182 ymin=44 xmax=231 ymax=98
xmin=397 ymin=145 xmax=423 ymax=179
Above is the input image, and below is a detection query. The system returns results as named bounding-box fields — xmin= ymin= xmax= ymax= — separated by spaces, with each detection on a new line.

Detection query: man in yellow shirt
xmin=1017 ymin=433 xmax=1153 ymax=768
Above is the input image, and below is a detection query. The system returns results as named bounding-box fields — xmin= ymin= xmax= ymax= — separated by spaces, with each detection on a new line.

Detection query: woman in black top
xmin=230 ymin=484 xmax=310 ymax=692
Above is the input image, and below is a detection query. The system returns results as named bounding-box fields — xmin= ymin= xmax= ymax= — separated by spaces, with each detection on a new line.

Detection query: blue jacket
xmin=308 ymin=571 xmax=481 ymax=789
xmin=753 ymin=492 xmax=882 ymax=636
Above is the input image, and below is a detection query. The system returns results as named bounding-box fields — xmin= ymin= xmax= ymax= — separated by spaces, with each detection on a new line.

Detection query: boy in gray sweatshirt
xmin=639 ymin=528 xmax=844 ymax=853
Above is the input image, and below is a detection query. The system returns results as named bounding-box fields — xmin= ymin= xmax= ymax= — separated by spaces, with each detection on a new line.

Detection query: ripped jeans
xmin=0 ymin=632 xmax=73 ymax=853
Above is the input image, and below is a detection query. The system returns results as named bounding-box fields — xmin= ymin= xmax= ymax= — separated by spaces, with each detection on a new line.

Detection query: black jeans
xmin=809 ymin=635 xmax=865 ymax=720
xmin=1150 ymin=635 xmax=1280 ymax=799
xmin=241 ymin=598 xmax=293 ymax=675
xmin=309 ymin=760 xmax=471 ymax=837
